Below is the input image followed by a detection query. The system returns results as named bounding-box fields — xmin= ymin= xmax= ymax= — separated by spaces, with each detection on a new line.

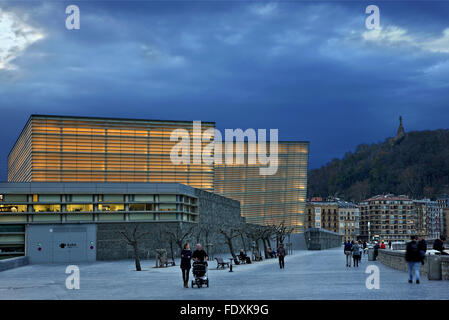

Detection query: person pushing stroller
xmin=192 ymin=243 xmax=208 ymax=263
xmin=191 ymin=243 xmax=209 ymax=288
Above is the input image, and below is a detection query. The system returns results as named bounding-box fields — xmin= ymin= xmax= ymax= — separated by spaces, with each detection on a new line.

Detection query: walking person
xmin=417 ymin=236 xmax=427 ymax=265
xmin=388 ymin=240 xmax=392 ymax=250
xmin=192 ymin=243 xmax=208 ymax=263
xmin=358 ymin=242 xmax=363 ymax=263
xmin=180 ymin=243 xmax=192 ymax=288
xmin=362 ymin=241 xmax=367 ymax=256
xmin=406 ymin=236 xmax=421 ymax=284
xmin=344 ymin=240 xmax=353 ymax=267
xmin=278 ymin=243 xmax=286 ymax=269
xmin=352 ymin=241 xmax=361 ymax=267
xmin=373 ymin=242 xmax=380 ymax=261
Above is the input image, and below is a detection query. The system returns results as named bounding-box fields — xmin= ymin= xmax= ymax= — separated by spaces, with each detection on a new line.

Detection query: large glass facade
xmin=214 ymin=142 xmax=309 ymax=233
xmin=8 ymin=115 xmax=214 ymax=191
xmin=7 ymin=115 xmax=310 ymax=232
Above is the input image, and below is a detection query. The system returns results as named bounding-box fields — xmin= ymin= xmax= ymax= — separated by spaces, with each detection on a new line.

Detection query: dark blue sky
xmin=1 ymin=1 xmax=449 ymax=181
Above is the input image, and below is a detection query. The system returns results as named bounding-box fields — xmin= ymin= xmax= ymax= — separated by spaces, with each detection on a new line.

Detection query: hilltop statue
xmin=391 ymin=116 xmax=405 ymax=145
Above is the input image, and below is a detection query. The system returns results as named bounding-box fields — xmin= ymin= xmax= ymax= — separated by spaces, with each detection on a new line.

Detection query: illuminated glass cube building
xmin=8 ymin=115 xmax=309 ymax=233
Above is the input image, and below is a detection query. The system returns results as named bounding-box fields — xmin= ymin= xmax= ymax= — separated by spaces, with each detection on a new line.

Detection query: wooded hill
xmin=308 ymin=129 xmax=449 ymax=202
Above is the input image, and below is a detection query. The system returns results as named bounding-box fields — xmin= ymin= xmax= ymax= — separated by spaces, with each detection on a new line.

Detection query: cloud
xmin=0 ymin=8 xmax=44 ymax=70
xmin=362 ymin=26 xmax=449 ymax=54
xmin=140 ymin=44 xmax=186 ymax=67
xmin=250 ymin=3 xmax=278 ymax=17
xmin=424 ymin=28 xmax=449 ymax=53
xmin=362 ymin=26 xmax=413 ymax=44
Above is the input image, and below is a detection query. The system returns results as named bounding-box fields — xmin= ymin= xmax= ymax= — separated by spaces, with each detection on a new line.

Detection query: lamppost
xmin=251 ymin=241 xmax=256 ymax=261
xmin=368 ymin=222 xmax=371 ymax=243
xmin=206 ymin=243 xmax=213 ymax=260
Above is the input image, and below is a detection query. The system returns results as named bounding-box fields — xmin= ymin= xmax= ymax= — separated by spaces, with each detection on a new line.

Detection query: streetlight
xmin=206 ymin=243 xmax=213 ymax=260
xmin=368 ymin=222 xmax=371 ymax=243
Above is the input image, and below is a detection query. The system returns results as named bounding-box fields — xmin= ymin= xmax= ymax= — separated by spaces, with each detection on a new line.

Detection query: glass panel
xmin=129 ymin=204 xmax=154 ymax=211
xmin=159 ymin=195 xmax=176 ymax=202
xmin=66 ymin=204 xmax=94 ymax=212
xmin=134 ymin=195 xmax=154 ymax=202
xmin=98 ymin=204 xmax=125 ymax=212
xmin=33 ymin=204 xmax=61 ymax=213
xmin=159 ymin=213 xmax=177 ymax=220
xmin=71 ymin=195 xmax=93 ymax=202
xmin=4 ymin=195 xmax=27 ymax=202
xmin=38 ymin=195 xmax=61 ymax=203
xmin=102 ymin=195 xmax=124 ymax=202
xmin=0 ymin=205 xmax=27 ymax=213
xmin=159 ymin=204 xmax=176 ymax=211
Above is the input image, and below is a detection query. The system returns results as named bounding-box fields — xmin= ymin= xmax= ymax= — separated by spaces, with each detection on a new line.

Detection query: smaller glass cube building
xmin=0 ymin=182 xmax=200 ymax=261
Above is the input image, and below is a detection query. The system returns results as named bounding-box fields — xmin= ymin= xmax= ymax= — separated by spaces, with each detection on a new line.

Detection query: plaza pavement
xmin=1 ymin=247 xmax=448 ymax=300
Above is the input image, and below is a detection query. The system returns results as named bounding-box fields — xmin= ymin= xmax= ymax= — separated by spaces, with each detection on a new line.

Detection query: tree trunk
xmin=169 ymin=241 xmax=175 ymax=265
xmin=176 ymin=241 xmax=183 ymax=253
xmin=266 ymin=237 xmax=272 ymax=254
xmin=255 ymin=239 xmax=261 ymax=259
xmin=205 ymin=231 xmax=210 ymax=248
xmin=262 ymin=238 xmax=268 ymax=258
xmin=241 ymin=234 xmax=247 ymax=252
xmin=133 ymin=243 xmax=141 ymax=271
xmin=196 ymin=230 xmax=201 ymax=243
xmin=226 ymin=238 xmax=237 ymax=260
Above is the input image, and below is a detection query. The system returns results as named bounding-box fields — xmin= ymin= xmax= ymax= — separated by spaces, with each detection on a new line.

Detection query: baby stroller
xmin=191 ymin=261 xmax=209 ymax=288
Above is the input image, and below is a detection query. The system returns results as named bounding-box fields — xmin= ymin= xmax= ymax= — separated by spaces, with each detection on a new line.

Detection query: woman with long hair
xmin=180 ymin=243 xmax=192 ymax=288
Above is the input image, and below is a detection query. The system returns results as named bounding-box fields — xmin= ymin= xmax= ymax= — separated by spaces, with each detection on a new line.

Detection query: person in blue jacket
xmin=344 ymin=240 xmax=353 ymax=267
xmin=180 ymin=243 xmax=192 ymax=288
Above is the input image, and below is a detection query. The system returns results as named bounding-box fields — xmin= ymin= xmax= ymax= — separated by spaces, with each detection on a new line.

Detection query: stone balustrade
xmin=377 ymin=249 xmax=449 ymax=280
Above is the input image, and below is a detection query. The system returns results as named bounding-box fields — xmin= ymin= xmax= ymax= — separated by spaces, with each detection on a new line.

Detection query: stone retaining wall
xmin=378 ymin=249 xmax=449 ymax=280
xmin=97 ymin=189 xmax=247 ymax=260
xmin=304 ymin=228 xmax=342 ymax=250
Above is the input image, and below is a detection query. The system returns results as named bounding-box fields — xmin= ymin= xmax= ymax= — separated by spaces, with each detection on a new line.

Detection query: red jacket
xmin=380 ymin=243 xmax=386 ymax=249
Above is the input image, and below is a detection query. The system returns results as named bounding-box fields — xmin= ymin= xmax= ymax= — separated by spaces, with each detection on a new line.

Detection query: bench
xmin=160 ymin=255 xmax=175 ymax=267
xmin=215 ymin=257 xmax=230 ymax=269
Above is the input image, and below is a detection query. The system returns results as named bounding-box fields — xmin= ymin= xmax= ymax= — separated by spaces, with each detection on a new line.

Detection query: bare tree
xmin=272 ymin=222 xmax=294 ymax=248
xmin=240 ymin=232 xmax=248 ymax=253
xmin=119 ymin=224 xmax=151 ymax=271
xmin=245 ymin=224 xmax=269 ymax=260
xmin=219 ymin=224 xmax=242 ymax=260
xmin=163 ymin=222 xmax=196 ymax=265
xmin=261 ymin=226 xmax=275 ymax=258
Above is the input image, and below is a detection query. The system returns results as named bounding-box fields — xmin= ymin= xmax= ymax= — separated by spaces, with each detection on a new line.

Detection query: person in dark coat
xmin=180 ymin=243 xmax=192 ymax=288
xmin=192 ymin=243 xmax=208 ymax=262
xmin=352 ymin=241 xmax=361 ymax=267
xmin=405 ymin=236 xmax=421 ymax=284
xmin=433 ymin=236 xmax=447 ymax=255
xmin=278 ymin=243 xmax=286 ymax=269
xmin=417 ymin=236 xmax=427 ymax=265
xmin=344 ymin=240 xmax=353 ymax=267
xmin=373 ymin=242 xmax=380 ymax=261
